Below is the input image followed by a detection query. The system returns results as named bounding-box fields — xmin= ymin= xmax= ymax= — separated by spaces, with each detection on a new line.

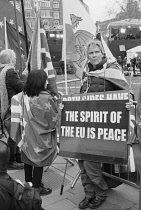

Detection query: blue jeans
xmin=78 ymin=160 xmax=108 ymax=200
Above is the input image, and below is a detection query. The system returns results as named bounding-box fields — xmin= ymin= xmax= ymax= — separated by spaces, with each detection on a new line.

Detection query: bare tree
xmin=106 ymin=0 xmax=141 ymax=20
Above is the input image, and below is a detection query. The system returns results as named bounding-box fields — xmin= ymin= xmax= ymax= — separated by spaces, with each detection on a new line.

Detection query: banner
xmin=59 ymin=90 xmax=129 ymax=164
xmin=62 ymin=0 xmax=96 ymax=79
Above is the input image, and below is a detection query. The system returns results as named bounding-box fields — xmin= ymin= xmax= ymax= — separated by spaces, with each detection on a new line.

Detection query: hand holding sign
xmin=59 ymin=90 xmax=130 ymax=164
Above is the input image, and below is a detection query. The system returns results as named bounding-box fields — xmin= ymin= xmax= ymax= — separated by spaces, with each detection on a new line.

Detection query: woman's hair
xmin=23 ymin=70 xmax=48 ymax=97
xmin=86 ymin=39 xmax=105 ymax=58
xmin=0 ymin=49 xmax=16 ymax=65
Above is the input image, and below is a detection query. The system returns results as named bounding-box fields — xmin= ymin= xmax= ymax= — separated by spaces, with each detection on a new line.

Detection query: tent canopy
xmin=127 ymin=45 xmax=141 ymax=61
xmin=127 ymin=45 xmax=141 ymax=53
xmin=108 ymin=19 xmax=141 ymax=29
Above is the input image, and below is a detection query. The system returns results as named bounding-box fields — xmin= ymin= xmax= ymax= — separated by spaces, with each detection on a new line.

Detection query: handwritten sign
xmin=59 ymin=90 xmax=129 ymax=164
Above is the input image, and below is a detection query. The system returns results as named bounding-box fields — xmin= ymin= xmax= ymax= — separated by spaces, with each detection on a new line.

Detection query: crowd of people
xmin=112 ymin=33 xmax=141 ymax=41
xmin=0 ymin=38 xmax=139 ymax=210
xmin=117 ymin=55 xmax=141 ymax=75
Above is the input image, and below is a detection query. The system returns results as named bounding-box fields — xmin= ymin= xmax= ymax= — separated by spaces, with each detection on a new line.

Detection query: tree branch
xmin=114 ymin=0 xmax=127 ymax=13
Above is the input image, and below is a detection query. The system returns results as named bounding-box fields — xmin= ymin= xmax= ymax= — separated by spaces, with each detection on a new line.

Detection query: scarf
xmin=0 ymin=64 xmax=15 ymax=119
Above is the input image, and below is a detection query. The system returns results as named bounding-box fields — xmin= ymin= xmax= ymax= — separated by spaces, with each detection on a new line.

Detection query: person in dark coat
xmin=0 ymin=140 xmax=11 ymax=210
xmin=0 ymin=49 xmax=27 ymax=170
xmin=131 ymin=56 xmax=136 ymax=75
xmin=138 ymin=57 xmax=141 ymax=73
xmin=0 ymin=139 xmax=45 ymax=210
xmin=117 ymin=55 xmax=123 ymax=69
xmin=78 ymin=39 xmax=133 ymax=209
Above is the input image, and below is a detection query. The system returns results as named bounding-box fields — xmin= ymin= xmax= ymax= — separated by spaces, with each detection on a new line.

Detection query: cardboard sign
xmin=59 ymin=90 xmax=129 ymax=164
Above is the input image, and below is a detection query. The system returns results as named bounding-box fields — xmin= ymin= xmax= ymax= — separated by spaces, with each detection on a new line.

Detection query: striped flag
xmin=128 ymin=105 xmax=136 ymax=172
xmin=27 ymin=11 xmax=58 ymax=97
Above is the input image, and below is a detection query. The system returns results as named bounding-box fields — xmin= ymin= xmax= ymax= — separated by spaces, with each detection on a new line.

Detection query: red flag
xmin=28 ymin=11 xmax=58 ymax=97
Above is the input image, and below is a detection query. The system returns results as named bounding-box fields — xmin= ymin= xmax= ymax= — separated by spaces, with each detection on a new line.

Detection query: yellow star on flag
xmin=45 ymin=102 xmax=51 ymax=110
xmin=52 ymin=115 xmax=58 ymax=122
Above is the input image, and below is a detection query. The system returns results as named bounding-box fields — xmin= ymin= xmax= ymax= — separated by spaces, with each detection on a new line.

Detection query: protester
xmin=78 ymin=39 xmax=133 ymax=209
xmin=117 ymin=55 xmax=123 ymax=69
xmin=0 ymin=49 xmax=27 ymax=170
xmin=131 ymin=56 xmax=136 ymax=75
xmin=10 ymin=70 xmax=60 ymax=196
xmin=0 ymin=139 xmax=44 ymax=210
xmin=0 ymin=140 xmax=11 ymax=209
xmin=137 ymin=57 xmax=141 ymax=73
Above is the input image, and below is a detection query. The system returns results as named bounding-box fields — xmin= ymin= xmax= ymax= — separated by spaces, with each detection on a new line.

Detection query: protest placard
xmin=59 ymin=90 xmax=129 ymax=164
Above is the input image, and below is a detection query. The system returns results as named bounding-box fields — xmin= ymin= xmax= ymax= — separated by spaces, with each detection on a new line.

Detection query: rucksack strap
xmin=13 ymin=181 xmax=24 ymax=200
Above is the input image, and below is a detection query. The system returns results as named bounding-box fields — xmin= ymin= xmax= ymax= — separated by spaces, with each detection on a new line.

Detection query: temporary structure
xmin=127 ymin=45 xmax=141 ymax=60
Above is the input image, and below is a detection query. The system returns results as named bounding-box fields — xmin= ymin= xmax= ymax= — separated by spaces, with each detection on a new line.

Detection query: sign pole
xmin=20 ymin=0 xmax=29 ymax=58
xmin=4 ymin=17 xmax=8 ymax=49
xmin=13 ymin=0 xmax=22 ymax=75
xmin=62 ymin=0 xmax=68 ymax=95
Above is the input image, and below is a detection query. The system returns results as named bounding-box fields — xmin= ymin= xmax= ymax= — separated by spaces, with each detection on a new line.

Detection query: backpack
xmin=0 ymin=176 xmax=44 ymax=210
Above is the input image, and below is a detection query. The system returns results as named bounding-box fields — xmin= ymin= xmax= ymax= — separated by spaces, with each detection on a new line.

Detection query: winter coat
xmin=5 ymin=68 xmax=27 ymax=104
xmin=0 ymin=65 xmax=27 ymax=119
xmin=80 ymin=58 xmax=122 ymax=93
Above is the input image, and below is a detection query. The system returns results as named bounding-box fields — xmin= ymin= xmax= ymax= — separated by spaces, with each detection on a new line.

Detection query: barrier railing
xmin=57 ymin=78 xmax=81 ymax=95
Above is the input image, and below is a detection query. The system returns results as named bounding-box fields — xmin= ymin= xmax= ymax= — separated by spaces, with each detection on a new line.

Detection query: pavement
xmin=8 ymin=155 xmax=140 ymax=210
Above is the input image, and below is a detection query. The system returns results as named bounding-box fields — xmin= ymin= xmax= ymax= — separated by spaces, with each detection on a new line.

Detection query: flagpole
xmin=20 ymin=0 xmax=29 ymax=58
xmin=20 ymin=0 xmax=31 ymax=72
xmin=62 ymin=1 xmax=68 ymax=95
xmin=4 ymin=17 xmax=8 ymax=49
xmin=13 ymin=0 xmax=23 ymax=75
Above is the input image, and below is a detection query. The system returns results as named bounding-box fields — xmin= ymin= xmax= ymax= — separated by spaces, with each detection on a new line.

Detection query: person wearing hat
xmin=78 ymin=39 xmax=133 ymax=209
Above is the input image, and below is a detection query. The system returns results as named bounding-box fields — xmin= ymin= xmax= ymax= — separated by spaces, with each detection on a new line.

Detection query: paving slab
xmin=8 ymin=156 xmax=140 ymax=210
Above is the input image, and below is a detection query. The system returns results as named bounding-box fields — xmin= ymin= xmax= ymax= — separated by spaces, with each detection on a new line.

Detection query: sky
xmin=83 ymin=0 xmax=121 ymax=22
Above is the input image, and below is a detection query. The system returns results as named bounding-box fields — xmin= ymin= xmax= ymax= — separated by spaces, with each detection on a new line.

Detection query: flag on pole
xmin=27 ymin=11 xmax=58 ymax=97
xmin=96 ymin=32 xmax=116 ymax=61
xmin=6 ymin=21 xmax=30 ymax=71
xmin=0 ymin=0 xmax=32 ymax=46
xmin=62 ymin=0 xmax=96 ymax=79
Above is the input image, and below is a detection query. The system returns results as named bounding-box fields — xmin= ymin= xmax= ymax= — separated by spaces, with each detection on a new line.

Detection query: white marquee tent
xmin=126 ymin=45 xmax=141 ymax=62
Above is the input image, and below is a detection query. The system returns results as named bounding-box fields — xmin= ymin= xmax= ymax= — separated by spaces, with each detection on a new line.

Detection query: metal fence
xmin=57 ymin=78 xmax=140 ymax=189
xmin=57 ymin=78 xmax=81 ymax=95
